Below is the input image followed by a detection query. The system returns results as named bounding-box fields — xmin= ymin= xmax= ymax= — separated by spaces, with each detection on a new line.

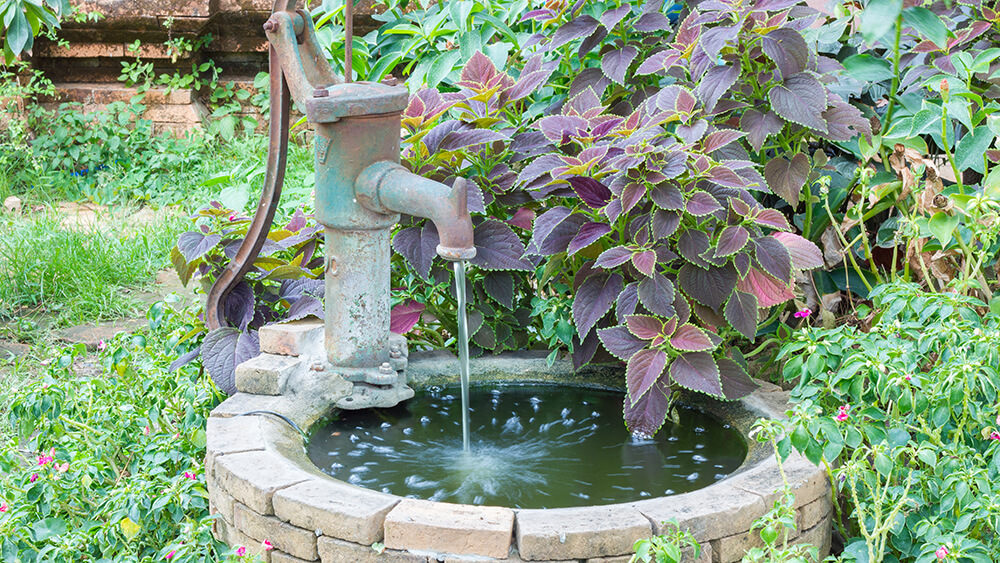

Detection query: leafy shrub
xmin=779 ymin=283 xmax=1000 ymax=562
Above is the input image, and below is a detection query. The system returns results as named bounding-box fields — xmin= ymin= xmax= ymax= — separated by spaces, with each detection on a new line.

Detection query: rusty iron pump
xmin=205 ymin=0 xmax=476 ymax=408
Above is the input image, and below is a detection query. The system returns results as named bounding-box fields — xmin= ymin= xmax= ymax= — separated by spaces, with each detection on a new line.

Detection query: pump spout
xmin=356 ymin=162 xmax=477 ymax=261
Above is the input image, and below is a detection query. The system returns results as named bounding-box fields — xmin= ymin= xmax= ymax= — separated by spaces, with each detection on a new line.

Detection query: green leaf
xmin=954 ymin=127 xmax=995 ymax=174
xmin=902 ymin=7 xmax=950 ymax=47
xmin=909 ymin=107 xmax=940 ymax=136
xmin=32 ymin=518 xmax=68 ymax=541
xmin=6 ymin=7 xmax=32 ymax=56
xmin=874 ymin=453 xmax=892 ymax=476
xmin=928 ymin=212 xmax=959 ymax=246
xmin=842 ymin=54 xmax=894 ymax=82
xmin=426 ymin=50 xmax=461 ymax=89
xmin=859 ymin=0 xmax=902 ymax=44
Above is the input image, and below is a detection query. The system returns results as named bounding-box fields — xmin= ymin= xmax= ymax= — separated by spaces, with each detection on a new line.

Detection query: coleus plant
xmin=169 ymin=203 xmax=325 ymax=393
xmin=521 ymin=81 xmax=824 ymax=437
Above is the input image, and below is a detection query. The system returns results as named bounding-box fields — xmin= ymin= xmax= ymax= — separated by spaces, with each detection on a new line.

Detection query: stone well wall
xmin=204 ymin=319 xmax=833 ymax=563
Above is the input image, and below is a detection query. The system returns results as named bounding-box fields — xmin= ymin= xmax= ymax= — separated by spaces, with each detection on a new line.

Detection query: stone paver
xmin=385 ymin=499 xmax=515 ymax=559
xmin=54 ymin=318 xmax=146 ymax=349
xmin=318 ymin=537 xmax=428 ymax=563
xmin=235 ymin=502 xmax=319 ymax=561
xmin=260 ymin=319 xmax=324 ymax=356
xmin=798 ymin=496 xmax=833 ymax=531
xmin=273 ymin=480 xmax=398 ymax=544
xmin=0 ymin=340 xmax=30 ymax=359
xmin=215 ymin=450 xmax=314 ymax=515
xmin=633 ymin=482 xmax=765 ymax=540
xmin=515 ymin=505 xmax=651 ymax=561
xmin=235 ymin=353 xmax=300 ymax=395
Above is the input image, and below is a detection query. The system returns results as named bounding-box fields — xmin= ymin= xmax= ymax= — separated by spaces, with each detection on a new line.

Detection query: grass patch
xmin=0 ymin=208 xmax=185 ymax=325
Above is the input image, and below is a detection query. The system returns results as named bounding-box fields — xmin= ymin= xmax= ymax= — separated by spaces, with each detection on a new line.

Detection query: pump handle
xmin=205 ymin=0 xmax=294 ymax=337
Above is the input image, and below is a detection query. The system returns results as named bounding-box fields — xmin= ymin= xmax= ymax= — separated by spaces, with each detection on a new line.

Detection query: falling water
xmin=454 ymin=260 xmax=471 ymax=451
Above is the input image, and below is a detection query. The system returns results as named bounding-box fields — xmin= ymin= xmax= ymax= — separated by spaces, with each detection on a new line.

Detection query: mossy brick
xmin=235 ymin=353 xmax=300 ymax=395
xmin=515 ymin=505 xmax=651 ymax=561
xmin=215 ymin=450 xmax=313 ymax=515
xmin=234 ymin=503 xmax=318 ymax=561
xmin=273 ymin=480 xmax=398 ymax=544
xmin=385 ymin=499 xmax=514 ymax=559
xmin=318 ymin=537 xmax=428 ymax=563
xmin=633 ymin=481 xmax=765 ymax=541
xmin=260 ymin=319 xmax=324 ymax=356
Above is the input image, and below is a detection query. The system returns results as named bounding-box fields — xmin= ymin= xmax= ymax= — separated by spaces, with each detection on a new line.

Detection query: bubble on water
xmin=350 ymin=466 xmax=369 ymax=473
xmin=372 ymin=446 xmax=394 ymax=454
xmin=692 ymin=455 xmax=707 ymax=463
xmin=420 ymin=416 xmax=431 ymax=424
xmin=695 ymin=443 xmax=704 ymax=449
xmin=428 ymin=386 xmax=442 ymax=393
xmin=639 ymin=491 xmax=651 ymax=497
xmin=346 ymin=449 xmax=364 ymax=457
xmin=405 ymin=475 xmax=439 ymax=490
xmin=502 ymin=416 xmax=523 ymax=434
xmin=591 ymin=411 xmax=600 ymax=418
xmin=667 ymin=435 xmax=679 ymax=442
xmin=330 ymin=462 xmax=343 ymax=470
xmin=348 ymin=474 xmax=363 ymax=484
xmin=381 ymin=422 xmax=392 ymax=430
xmin=686 ymin=473 xmax=699 ymax=482
xmin=561 ymin=408 xmax=571 ymax=418
xmin=403 ymin=427 xmax=413 ymax=435
xmin=349 ymin=434 xmax=359 ymax=442
xmin=694 ymin=426 xmax=705 ymax=433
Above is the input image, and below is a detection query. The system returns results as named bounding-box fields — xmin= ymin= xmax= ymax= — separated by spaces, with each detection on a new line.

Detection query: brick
xmin=207 ymin=415 xmax=268 ymax=456
xmin=515 ymin=505 xmax=651 ymax=561
xmin=318 ymin=536 xmax=428 ymax=563
xmin=216 ymin=517 xmax=272 ymax=563
xmin=235 ymin=503 xmax=319 ymax=561
xmin=798 ymin=497 xmax=832 ymax=531
xmin=260 ymin=319 xmax=324 ymax=356
xmin=273 ymin=480 xmax=398 ymax=544
xmin=385 ymin=499 xmax=514 ymax=559
xmin=215 ymin=450 xmax=314 ymax=515
xmin=144 ymin=104 xmax=202 ymax=124
xmin=209 ymin=475 xmax=236 ymax=523
xmin=633 ymin=482 xmax=765 ymax=541
xmin=723 ymin=454 xmax=829 ymax=511
xmin=235 ymin=353 xmax=300 ymax=395
xmin=791 ymin=515 xmax=832 ymax=559
xmin=272 ymin=551 xmax=317 ymax=563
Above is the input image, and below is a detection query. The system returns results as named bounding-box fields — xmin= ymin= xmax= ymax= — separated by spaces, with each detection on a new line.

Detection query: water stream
xmin=454 ymin=260 xmax=471 ymax=452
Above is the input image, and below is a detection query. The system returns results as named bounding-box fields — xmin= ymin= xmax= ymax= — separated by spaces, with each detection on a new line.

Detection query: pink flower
xmin=262 ymin=539 xmax=274 ymax=551
xmin=236 ymin=546 xmax=246 ymax=556
xmin=29 ymin=474 xmax=38 ymax=483
xmin=835 ymin=404 xmax=850 ymax=422
xmin=166 ymin=550 xmax=175 ymax=560
xmin=936 ymin=546 xmax=948 ymax=559
xmin=183 ymin=471 xmax=196 ymax=480
xmin=990 ymin=431 xmax=1000 ymax=441
xmin=97 ymin=339 xmax=107 ymax=351
xmin=143 ymin=426 xmax=150 ymax=436
xmin=229 ymin=213 xmax=237 ymax=221
xmin=0 ymin=502 xmax=8 ymax=513
xmin=37 ymin=448 xmax=55 ymax=467
xmin=905 ymin=374 xmax=912 ymax=381
xmin=794 ymin=309 xmax=811 ymax=319
xmin=57 ymin=462 xmax=69 ymax=473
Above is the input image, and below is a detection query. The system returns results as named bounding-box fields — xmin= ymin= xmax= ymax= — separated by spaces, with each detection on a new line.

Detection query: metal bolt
xmin=263 ymin=19 xmax=278 ymax=32
xmin=311 ymin=362 xmax=323 ymax=371
xmin=379 ymin=362 xmax=394 ymax=375
xmin=313 ymin=87 xmax=329 ymax=98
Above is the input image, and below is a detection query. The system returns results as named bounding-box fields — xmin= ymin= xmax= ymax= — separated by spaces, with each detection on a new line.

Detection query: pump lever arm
xmin=205 ymin=1 xmax=293 ymax=333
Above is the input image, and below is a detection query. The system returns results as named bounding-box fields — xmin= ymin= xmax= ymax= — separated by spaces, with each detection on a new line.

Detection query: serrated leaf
xmin=703 ymin=129 xmax=746 ymax=153
xmin=768 ymin=73 xmax=828 ymax=134
xmin=623 ymin=377 xmax=672 ymax=437
xmin=626 ymin=314 xmax=664 ymax=340
xmin=717 ymin=225 xmax=750 ymax=257
xmin=627 ymin=348 xmax=668 ymax=401
xmin=761 ymin=28 xmax=809 ymax=80
xmin=551 ymin=15 xmax=601 ymax=49
xmin=678 ymin=263 xmax=739 ymax=310
xmin=393 ymin=223 xmax=439 ymax=280
xmin=601 ymin=46 xmax=638 ymax=85
xmin=637 ymin=273 xmax=676 ymax=317
xmin=740 ymin=110 xmax=784 ymax=152
xmin=695 ymin=62 xmax=740 ymax=112
xmin=483 ymin=271 xmax=515 ymax=309
xmin=764 ymin=152 xmax=810 ymax=207
xmin=574 ymin=273 xmax=624 ymax=339
xmin=595 ymin=246 xmax=632 ymax=268
xmin=687 ymin=192 xmax=724 ymax=216
xmin=568 ymin=176 xmax=613 ymax=208
xmin=390 ymin=300 xmax=425 ymax=334
xmin=718 ymin=357 xmax=759 ymax=399
xmin=202 ymin=327 xmax=259 ymax=395
xmin=177 ymin=231 xmax=221 ymax=262
xmin=472 ymin=220 xmax=534 ymax=271
xmin=652 ymin=210 xmax=682 ymax=239
xmin=754 ymin=237 xmax=793 ymax=282
xmin=632 ymin=250 xmax=657 ymax=277
xmin=669 ymin=352 xmax=723 ymax=397
xmin=724 ymin=290 xmax=758 ymax=339
xmin=772 ymin=232 xmax=823 ymax=269
xmin=616 ymin=283 xmax=640 ymax=322
xmin=736 ymin=268 xmax=794 ymax=307
xmin=650 ymin=183 xmax=685 ymax=210
xmin=598 ymin=325 xmax=646 ymax=360
xmin=670 ymin=323 xmax=714 ymax=351
xmin=568 ymin=222 xmax=612 ymax=255
xmin=753 ymin=209 xmax=793 ymax=231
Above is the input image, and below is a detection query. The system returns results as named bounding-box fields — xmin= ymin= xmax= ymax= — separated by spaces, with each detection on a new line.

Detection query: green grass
xmin=0 ymin=208 xmax=186 ymax=325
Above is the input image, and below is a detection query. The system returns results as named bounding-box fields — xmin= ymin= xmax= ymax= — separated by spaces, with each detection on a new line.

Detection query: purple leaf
xmin=598 ymin=325 xmax=647 ymax=361
xmin=703 ymin=129 xmax=745 ymax=153
xmin=626 ymin=315 xmax=664 ymax=340
xmin=224 ymin=280 xmax=255 ymax=331
xmin=573 ymin=273 xmax=624 ymax=339
xmin=616 ymin=283 xmax=640 ymax=322
xmin=695 ymin=62 xmax=741 ymax=113
xmin=652 ymin=210 xmax=681 ymax=239
xmin=483 ymin=271 xmax=515 ymax=310
xmin=740 ymin=110 xmax=784 ymax=152
xmin=678 ymin=229 xmax=712 ymax=269
xmin=761 ymin=28 xmax=809 ymax=81
xmin=472 ymin=220 xmax=534 ymax=271
xmin=670 ymin=323 xmax=715 ymax=351
xmin=820 ymin=98 xmax=873 ymax=142
xmin=669 ymin=352 xmax=722 ymax=397
xmin=754 ymin=236 xmax=793 ymax=282
xmin=601 ymin=46 xmax=639 ymax=85
xmin=439 ymin=129 xmax=510 ymax=152
xmin=636 ymin=49 xmax=682 ymax=75
xmin=753 ymin=209 xmax=793 ymax=231
xmin=724 ymin=290 xmax=758 ymax=339
xmin=717 ymin=225 xmax=750 ymax=257
xmin=568 ymin=68 xmax=611 ymax=100
xmin=168 ymin=346 xmax=202 ymax=372
xmin=601 ymin=4 xmax=631 ymax=30
xmin=637 ymin=273 xmax=676 ymax=317
xmin=518 ymin=154 xmax=564 ymax=187
xmin=632 ymin=250 xmax=657 ymax=277
xmin=532 ymin=207 xmax=572 ymax=252
xmin=551 ymin=15 xmax=601 ymax=49
xmin=634 ymin=12 xmax=671 ymax=32
xmin=752 ymin=0 xmax=799 ymax=10
xmin=458 ymin=51 xmax=498 ymax=88
xmin=676 ymin=119 xmax=708 ymax=144
xmin=768 ymin=73 xmax=828 ymax=134
xmin=621 ymin=182 xmax=648 ymax=213
xmin=285 ymin=295 xmax=324 ymax=323
xmin=578 ymin=26 xmax=608 ymax=60
xmin=686 ymin=192 xmax=724 ymax=216
xmin=507 ymin=207 xmax=535 ymax=230
xmin=177 ymin=231 xmax=221 ymax=262
xmin=624 ymin=377 xmax=672 ymax=437
xmin=736 ymin=268 xmax=795 ymax=307
xmin=718 ymin=358 xmax=759 ymax=399
xmin=764 ymin=152 xmax=810 ymax=207
xmin=393 ymin=223 xmax=439 ymax=281
xmin=568 ymin=177 xmax=613 ymax=208
xmin=699 ymin=25 xmax=738 ymax=60
xmin=678 ymin=263 xmax=739 ymax=310
xmin=627 ymin=348 xmax=669 ymax=401
xmin=650 ymin=183 xmax=684 ymax=210
xmin=772 ymin=232 xmax=823 ymax=270
xmin=568 ymin=222 xmax=612 ymax=255
xmin=595 ymin=246 xmax=632 ymax=269
xmin=202 ymin=327 xmax=260 ymax=395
